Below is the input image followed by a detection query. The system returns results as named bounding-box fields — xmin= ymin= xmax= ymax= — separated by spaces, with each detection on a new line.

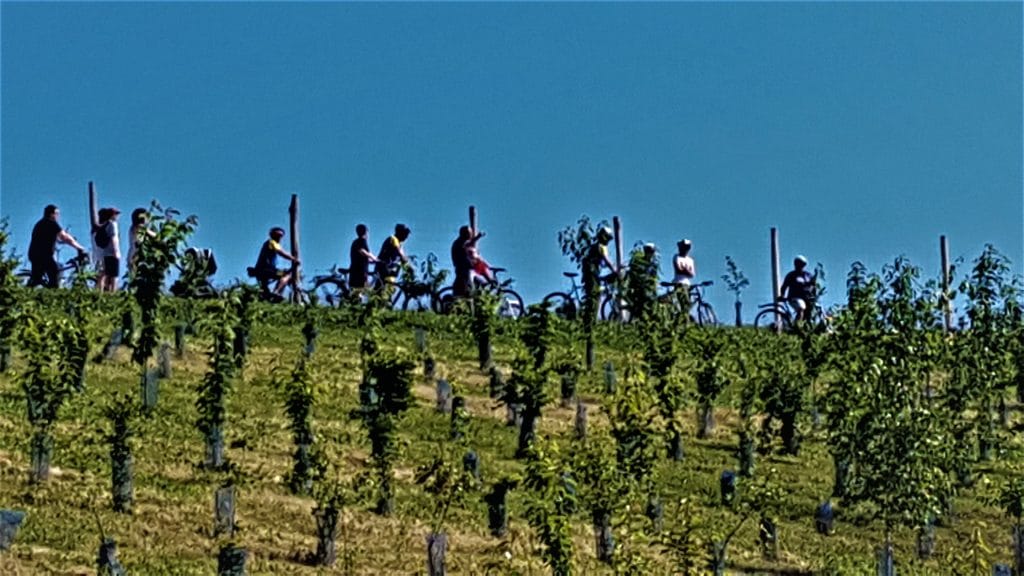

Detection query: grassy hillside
xmin=0 ymin=303 xmax=1021 ymax=575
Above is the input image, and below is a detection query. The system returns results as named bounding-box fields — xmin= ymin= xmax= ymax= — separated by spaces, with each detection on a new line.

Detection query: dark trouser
xmin=349 ymin=271 xmax=368 ymax=289
xmin=453 ymin=270 xmax=472 ymax=298
xmin=28 ymin=258 xmax=59 ymax=288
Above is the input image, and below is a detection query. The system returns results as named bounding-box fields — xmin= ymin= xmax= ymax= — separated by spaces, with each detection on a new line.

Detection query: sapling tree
xmin=472 ymin=290 xmax=496 ymax=370
xmin=230 ymin=284 xmax=259 ymax=370
xmin=521 ymin=302 xmax=554 ymax=369
xmin=0 ymin=220 xmax=21 ymax=372
xmin=957 ymin=245 xmax=1019 ymax=461
xmin=687 ymin=328 xmax=726 ymax=439
xmin=19 ymin=305 xmax=85 ymax=483
xmin=523 ymin=439 xmax=576 ymax=576
xmin=641 ymin=305 xmax=685 ymax=460
xmin=196 ymin=296 xmax=239 ymax=470
xmin=734 ymin=344 xmax=765 ymax=478
xmin=835 ymin=257 xmax=959 ymax=559
xmin=720 ymin=256 xmax=750 ymax=327
xmin=104 ymin=394 xmax=139 ymax=513
xmin=660 ymin=496 xmax=707 ymax=575
xmin=757 ymin=334 xmax=806 ymax=456
xmin=415 ymin=441 xmax=477 ymax=576
xmin=606 ymin=362 xmax=662 ymax=530
xmin=511 ymin=351 xmax=550 ymax=458
xmin=278 ymin=356 xmax=320 ymax=495
xmin=558 ymin=215 xmax=610 ymax=369
xmin=361 ymin=350 xmax=416 ymax=515
xmin=310 ymin=469 xmax=364 ymax=568
xmin=129 ymin=203 xmax=197 ymax=410
xmin=623 ymin=246 xmax=657 ymax=324
xmin=991 ymin=471 xmax=1024 ymax=573
xmin=572 ymin=434 xmax=628 ymax=563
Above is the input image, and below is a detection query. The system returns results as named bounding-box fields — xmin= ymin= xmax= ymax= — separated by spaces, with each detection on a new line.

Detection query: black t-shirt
xmin=29 ymin=218 xmax=62 ymax=262
xmin=782 ymin=270 xmax=815 ymax=301
xmin=350 ymin=237 xmax=370 ymax=275
xmin=451 ymin=237 xmax=470 ymax=277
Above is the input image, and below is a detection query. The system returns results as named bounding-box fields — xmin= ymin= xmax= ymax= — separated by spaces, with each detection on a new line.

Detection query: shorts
xmin=103 ymin=256 xmax=120 ymax=278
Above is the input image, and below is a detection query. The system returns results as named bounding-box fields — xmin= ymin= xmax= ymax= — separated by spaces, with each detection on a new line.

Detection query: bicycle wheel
xmin=432 ymin=286 xmax=455 ymax=314
xmin=313 ymin=279 xmax=349 ymax=307
xmin=496 ymin=289 xmax=525 ymax=319
xmin=600 ymin=293 xmax=630 ymax=322
xmin=696 ymin=303 xmax=718 ymax=326
xmin=401 ymin=287 xmax=433 ymax=312
xmin=754 ymin=308 xmax=789 ymax=331
xmin=541 ymin=292 xmax=577 ymax=321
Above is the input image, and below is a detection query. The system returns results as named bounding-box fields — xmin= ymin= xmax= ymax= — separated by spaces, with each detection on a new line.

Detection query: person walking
xmin=349 ymin=224 xmax=377 ymax=291
xmin=93 ymin=207 xmax=122 ymax=292
xmin=27 ymin=204 xmax=88 ymax=288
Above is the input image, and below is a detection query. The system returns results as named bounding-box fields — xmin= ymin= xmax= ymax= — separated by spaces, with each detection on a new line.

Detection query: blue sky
xmin=2 ymin=2 xmax=1021 ymax=319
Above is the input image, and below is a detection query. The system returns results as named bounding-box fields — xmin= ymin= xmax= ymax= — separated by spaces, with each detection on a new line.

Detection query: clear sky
xmin=2 ymin=2 xmax=1021 ymax=318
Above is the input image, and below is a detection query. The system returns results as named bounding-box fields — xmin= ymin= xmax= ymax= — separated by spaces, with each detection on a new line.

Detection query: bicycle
xmin=658 ymin=280 xmax=718 ymax=326
xmin=754 ymin=297 xmax=829 ymax=332
xmin=541 ymin=272 xmax=621 ymax=322
xmin=308 ymin=266 xmax=355 ymax=307
xmin=432 ymin=267 xmax=525 ymax=319
xmin=18 ymin=252 xmax=94 ymax=289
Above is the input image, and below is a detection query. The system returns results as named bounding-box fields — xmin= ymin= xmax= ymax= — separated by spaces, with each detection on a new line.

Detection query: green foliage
xmin=129 ymin=202 xmax=197 ymax=370
xmin=660 ymin=497 xmax=707 ymax=575
xmin=720 ymin=256 xmax=749 ymax=304
xmin=103 ymin=393 xmax=140 ymax=465
xmin=19 ymin=305 xmax=84 ymax=430
xmin=0 ymin=220 xmax=23 ymax=363
xmin=623 ymin=247 xmax=657 ymax=323
xmin=361 ymin=349 xmax=416 ymax=514
xmin=195 ymin=297 xmax=239 ymax=449
xmin=521 ymin=302 xmax=554 ymax=369
xmin=511 ymin=351 xmax=550 ymax=457
xmin=415 ymin=445 xmax=477 ymax=533
xmin=572 ymin=433 xmax=629 ymax=524
xmin=606 ymin=362 xmax=659 ymax=485
xmin=557 ymin=215 xmax=608 ymax=269
xmin=523 ymin=439 xmax=576 ymax=576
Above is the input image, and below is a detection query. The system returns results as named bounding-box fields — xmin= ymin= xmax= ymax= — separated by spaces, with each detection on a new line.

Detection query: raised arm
xmin=57 ymin=229 xmax=87 ymax=253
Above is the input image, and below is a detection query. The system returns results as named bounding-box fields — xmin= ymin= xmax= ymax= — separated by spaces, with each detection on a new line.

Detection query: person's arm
xmin=397 ymin=243 xmax=408 ymax=264
xmin=274 ymin=245 xmax=300 ymax=266
xmin=57 ymin=230 xmax=87 ymax=253
xmin=681 ymin=257 xmax=695 ymax=278
xmin=359 ymin=247 xmax=377 ymax=262
xmin=779 ymin=273 xmax=792 ymax=300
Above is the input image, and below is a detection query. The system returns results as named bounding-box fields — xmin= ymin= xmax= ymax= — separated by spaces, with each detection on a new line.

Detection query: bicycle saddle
xmin=491 ymin=267 xmax=507 ymax=273
xmin=563 ymin=272 xmax=578 ymax=278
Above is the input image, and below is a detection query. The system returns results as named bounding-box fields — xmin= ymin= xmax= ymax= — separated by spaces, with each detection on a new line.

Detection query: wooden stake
xmin=289 ymin=194 xmax=301 ymax=303
xmin=469 ymin=205 xmax=478 ymax=236
xmin=88 ymin=181 xmax=99 ymax=230
xmin=941 ymin=235 xmax=952 ymax=332
xmin=770 ymin=227 xmax=781 ymax=331
xmin=612 ymin=216 xmax=623 ymax=271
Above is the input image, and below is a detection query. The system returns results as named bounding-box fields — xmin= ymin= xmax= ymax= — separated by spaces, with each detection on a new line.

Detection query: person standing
xmin=450 ymin=225 xmax=479 ymax=298
xmin=348 ymin=224 xmax=377 ymax=290
xmin=673 ymin=239 xmax=696 ymax=286
xmin=27 ymin=204 xmax=88 ymax=288
xmin=93 ymin=207 xmax=122 ymax=292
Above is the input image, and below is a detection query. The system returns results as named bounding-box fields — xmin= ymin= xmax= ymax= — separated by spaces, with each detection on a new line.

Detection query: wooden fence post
xmin=289 ymin=194 xmax=301 ymax=303
xmin=941 ymin=235 xmax=952 ymax=332
xmin=469 ymin=205 xmax=478 ymax=236
xmin=770 ymin=228 xmax=781 ymax=332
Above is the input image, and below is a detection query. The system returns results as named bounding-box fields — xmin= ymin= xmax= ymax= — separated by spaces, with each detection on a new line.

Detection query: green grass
xmin=1 ymin=305 xmax=1021 ymax=575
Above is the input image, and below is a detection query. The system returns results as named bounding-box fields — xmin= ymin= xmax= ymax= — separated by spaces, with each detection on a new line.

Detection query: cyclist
xmin=451 ymin=225 xmax=479 ymax=298
xmin=672 ymin=239 xmax=696 ymax=286
xmin=376 ymin=223 xmax=411 ymax=286
xmin=27 ymin=204 xmax=88 ymax=288
xmin=349 ymin=224 xmax=377 ymax=290
xmin=582 ymin=226 xmax=617 ymax=296
xmin=93 ymin=207 xmax=122 ymax=293
xmin=249 ymin=227 xmax=300 ymax=301
xmin=780 ymin=255 xmax=815 ymax=322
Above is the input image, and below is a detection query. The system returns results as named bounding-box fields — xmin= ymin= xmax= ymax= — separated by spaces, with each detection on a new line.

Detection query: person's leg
xmin=105 ymin=257 xmax=121 ymax=291
xmin=274 ymin=271 xmax=292 ymax=295
xmin=27 ymin=259 xmax=45 ymax=287
xmin=43 ymin=259 xmax=60 ymax=288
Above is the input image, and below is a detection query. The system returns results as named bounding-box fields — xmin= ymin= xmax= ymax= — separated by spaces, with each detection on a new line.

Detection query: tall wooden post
xmin=469 ymin=205 xmax=478 ymax=236
xmin=770 ymin=228 xmax=781 ymax=332
xmin=612 ymin=216 xmax=623 ymax=272
xmin=289 ymin=194 xmax=302 ymax=304
xmin=88 ymin=181 xmax=99 ymax=229
xmin=941 ymin=235 xmax=952 ymax=332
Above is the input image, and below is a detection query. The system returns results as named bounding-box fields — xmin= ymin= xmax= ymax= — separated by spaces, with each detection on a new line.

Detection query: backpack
xmin=94 ymin=223 xmax=111 ymax=249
